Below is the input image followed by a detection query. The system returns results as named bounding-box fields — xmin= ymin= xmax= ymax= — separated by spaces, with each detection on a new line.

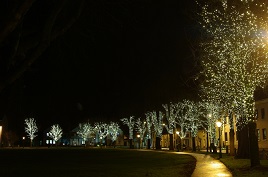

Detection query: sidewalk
xmin=176 ymin=152 xmax=233 ymax=177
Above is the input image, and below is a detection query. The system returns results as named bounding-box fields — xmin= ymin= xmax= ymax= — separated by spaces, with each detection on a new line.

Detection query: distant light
xmin=216 ymin=121 xmax=222 ymax=128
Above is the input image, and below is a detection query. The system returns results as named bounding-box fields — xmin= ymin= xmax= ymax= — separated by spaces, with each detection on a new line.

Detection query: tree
xmin=197 ymin=0 xmax=268 ymax=166
xmin=94 ymin=122 xmax=109 ymax=147
xmin=151 ymin=111 xmax=164 ymax=150
xmin=48 ymin=124 xmax=63 ymax=146
xmin=163 ymin=103 xmax=176 ymax=150
xmin=186 ymin=101 xmax=203 ymax=152
xmin=24 ymin=118 xmax=38 ymax=147
xmin=109 ymin=121 xmax=120 ymax=146
xmin=0 ymin=0 xmax=85 ymax=93
xmin=135 ymin=118 xmax=146 ymax=149
xmin=121 ymin=116 xmax=135 ymax=149
xmin=145 ymin=112 xmax=153 ymax=149
xmin=77 ymin=122 xmax=92 ymax=147
xmin=174 ymin=100 xmax=190 ymax=150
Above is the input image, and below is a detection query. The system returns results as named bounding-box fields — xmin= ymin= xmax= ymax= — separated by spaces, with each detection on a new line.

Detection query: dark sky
xmin=4 ymin=0 xmax=200 ymax=132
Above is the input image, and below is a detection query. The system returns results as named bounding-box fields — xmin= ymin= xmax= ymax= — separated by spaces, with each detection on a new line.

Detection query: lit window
xmin=50 ymin=140 xmax=52 ymax=144
xmin=53 ymin=140 xmax=55 ymax=144
xmin=257 ymin=129 xmax=260 ymax=141
xmin=262 ymin=129 xmax=267 ymax=140
xmin=46 ymin=140 xmax=49 ymax=144
xmin=255 ymin=109 xmax=258 ymax=120
xmin=47 ymin=133 xmax=49 ymax=136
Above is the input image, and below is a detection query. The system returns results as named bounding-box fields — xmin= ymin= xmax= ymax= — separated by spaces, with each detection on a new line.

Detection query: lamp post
xmin=176 ymin=131 xmax=180 ymax=151
xmin=22 ymin=137 xmax=25 ymax=148
xmin=137 ymin=135 xmax=140 ymax=149
xmin=216 ymin=120 xmax=222 ymax=158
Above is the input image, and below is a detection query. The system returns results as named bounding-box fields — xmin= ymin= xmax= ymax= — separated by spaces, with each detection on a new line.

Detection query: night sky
xmin=1 ymin=0 xmax=200 ymax=133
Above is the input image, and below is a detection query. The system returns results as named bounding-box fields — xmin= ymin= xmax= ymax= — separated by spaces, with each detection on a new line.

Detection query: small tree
xmin=24 ymin=118 xmax=38 ymax=147
xmin=94 ymin=122 xmax=109 ymax=146
xmin=48 ymin=124 xmax=63 ymax=146
xmin=77 ymin=123 xmax=92 ymax=147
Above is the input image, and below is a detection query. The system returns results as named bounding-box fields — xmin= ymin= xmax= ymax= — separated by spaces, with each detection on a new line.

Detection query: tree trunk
xmin=129 ymin=139 xmax=132 ymax=149
xmin=169 ymin=134 xmax=174 ymax=150
xmin=192 ymin=137 xmax=196 ymax=152
xmin=155 ymin=137 xmax=161 ymax=150
xmin=248 ymin=121 xmax=260 ymax=167
xmin=236 ymin=125 xmax=250 ymax=158
xmin=229 ymin=129 xmax=235 ymax=156
xmin=147 ymin=139 xmax=151 ymax=149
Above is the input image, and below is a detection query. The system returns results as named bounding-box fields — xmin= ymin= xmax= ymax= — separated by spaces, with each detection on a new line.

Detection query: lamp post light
xmin=22 ymin=137 xmax=25 ymax=148
xmin=216 ymin=120 xmax=222 ymax=158
xmin=0 ymin=126 xmax=2 ymax=147
xmin=137 ymin=135 xmax=140 ymax=149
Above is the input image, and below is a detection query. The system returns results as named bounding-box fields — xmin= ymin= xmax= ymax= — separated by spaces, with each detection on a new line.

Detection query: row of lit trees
xmin=120 ymin=100 xmax=219 ymax=151
xmin=196 ymin=0 xmax=268 ymax=167
xmin=24 ymin=118 xmax=120 ymax=147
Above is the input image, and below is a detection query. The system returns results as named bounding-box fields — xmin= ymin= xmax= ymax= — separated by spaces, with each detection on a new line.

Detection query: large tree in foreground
xmin=24 ymin=118 xmax=38 ymax=147
xmin=197 ymin=0 xmax=268 ymax=166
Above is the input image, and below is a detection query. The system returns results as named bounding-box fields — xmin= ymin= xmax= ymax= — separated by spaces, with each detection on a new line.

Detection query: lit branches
xmin=24 ymin=118 xmax=38 ymax=147
xmin=48 ymin=124 xmax=63 ymax=144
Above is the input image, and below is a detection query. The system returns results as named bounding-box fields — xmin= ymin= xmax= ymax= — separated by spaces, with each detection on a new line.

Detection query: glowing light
xmin=216 ymin=121 xmax=222 ymax=128
xmin=77 ymin=123 xmax=92 ymax=144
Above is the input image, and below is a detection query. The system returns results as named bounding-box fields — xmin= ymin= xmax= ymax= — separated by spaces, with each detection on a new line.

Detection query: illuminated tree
xmin=48 ymin=124 xmax=63 ymax=145
xmin=174 ymin=100 xmax=190 ymax=149
xmin=77 ymin=123 xmax=92 ymax=147
xmin=163 ymin=103 xmax=176 ymax=150
xmin=94 ymin=122 xmax=109 ymax=146
xmin=197 ymin=0 xmax=268 ymax=166
xmin=120 ymin=116 xmax=135 ymax=148
xmin=186 ymin=101 xmax=203 ymax=152
xmin=135 ymin=117 xmax=146 ymax=148
xmin=151 ymin=111 xmax=164 ymax=150
xmin=109 ymin=121 xmax=120 ymax=145
xmin=145 ymin=112 xmax=153 ymax=149
xmin=24 ymin=118 xmax=38 ymax=147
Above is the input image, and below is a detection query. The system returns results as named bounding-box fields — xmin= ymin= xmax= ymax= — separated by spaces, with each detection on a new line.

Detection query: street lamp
xmin=22 ymin=137 xmax=25 ymax=148
xmin=216 ymin=120 xmax=222 ymax=158
xmin=0 ymin=126 xmax=2 ymax=147
xmin=137 ymin=135 xmax=140 ymax=149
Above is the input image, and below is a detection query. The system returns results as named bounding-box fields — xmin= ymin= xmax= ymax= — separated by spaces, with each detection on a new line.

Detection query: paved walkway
xmin=175 ymin=152 xmax=233 ymax=177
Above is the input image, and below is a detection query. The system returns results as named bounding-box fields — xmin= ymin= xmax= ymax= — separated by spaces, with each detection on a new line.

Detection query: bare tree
xmin=120 ymin=116 xmax=135 ymax=149
xmin=135 ymin=117 xmax=146 ymax=149
xmin=145 ymin=112 xmax=153 ymax=149
xmin=24 ymin=118 xmax=38 ymax=147
xmin=109 ymin=122 xmax=120 ymax=147
xmin=48 ymin=124 xmax=63 ymax=146
xmin=77 ymin=123 xmax=92 ymax=147
xmin=163 ymin=103 xmax=176 ymax=150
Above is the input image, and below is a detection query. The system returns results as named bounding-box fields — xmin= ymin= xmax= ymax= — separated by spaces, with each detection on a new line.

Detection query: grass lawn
xmin=208 ymin=153 xmax=268 ymax=177
xmin=0 ymin=148 xmax=196 ymax=177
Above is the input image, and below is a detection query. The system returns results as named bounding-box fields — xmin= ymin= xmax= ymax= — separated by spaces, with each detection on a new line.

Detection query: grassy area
xmin=0 ymin=148 xmax=196 ymax=177
xmin=208 ymin=153 xmax=268 ymax=177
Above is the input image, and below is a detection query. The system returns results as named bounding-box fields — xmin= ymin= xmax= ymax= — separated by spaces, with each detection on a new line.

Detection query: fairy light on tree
xmin=135 ymin=117 xmax=146 ymax=148
xmin=186 ymin=101 xmax=203 ymax=152
xmin=145 ymin=112 xmax=153 ymax=149
xmin=174 ymin=100 xmax=190 ymax=148
xmin=163 ymin=103 xmax=176 ymax=150
xmin=151 ymin=111 xmax=164 ymax=150
xmin=48 ymin=124 xmax=63 ymax=146
xmin=197 ymin=0 xmax=268 ymax=166
xmin=94 ymin=122 xmax=109 ymax=147
xmin=24 ymin=118 xmax=38 ymax=147
xmin=120 ymin=116 xmax=135 ymax=149
xmin=77 ymin=123 xmax=92 ymax=147
xmin=109 ymin=121 xmax=120 ymax=145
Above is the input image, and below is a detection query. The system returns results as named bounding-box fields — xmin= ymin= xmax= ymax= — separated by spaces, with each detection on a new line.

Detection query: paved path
xmin=176 ymin=152 xmax=233 ymax=177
